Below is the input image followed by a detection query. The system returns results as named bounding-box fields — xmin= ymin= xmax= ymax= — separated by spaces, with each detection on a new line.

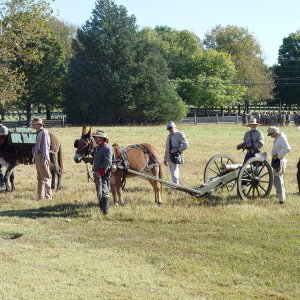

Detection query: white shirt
xmin=271 ymin=132 xmax=291 ymax=159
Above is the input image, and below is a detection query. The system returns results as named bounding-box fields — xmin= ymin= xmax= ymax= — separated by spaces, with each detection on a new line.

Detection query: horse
xmin=0 ymin=131 xmax=63 ymax=192
xmin=74 ymin=126 xmax=163 ymax=205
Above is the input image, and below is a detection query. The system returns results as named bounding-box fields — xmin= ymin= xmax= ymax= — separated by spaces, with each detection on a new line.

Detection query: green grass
xmin=0 ymin=124 xmax=299 ymax=299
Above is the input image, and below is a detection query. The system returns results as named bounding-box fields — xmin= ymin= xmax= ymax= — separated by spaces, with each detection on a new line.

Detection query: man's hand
xmin=164 ymin=160 xmax=168 ymax=167
xmin=43 ymin=159 xmax=49 ymax=167
xmin=236 ymin=143 xmax=246 ymax=150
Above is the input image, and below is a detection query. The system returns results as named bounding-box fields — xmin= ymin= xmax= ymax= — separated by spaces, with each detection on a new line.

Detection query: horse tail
xmin=58 ymin=144 xmax=63 ymax=173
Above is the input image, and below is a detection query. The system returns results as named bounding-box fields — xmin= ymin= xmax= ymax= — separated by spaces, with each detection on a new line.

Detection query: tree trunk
xmin=26 ymin=98 xmax=32 ymax=127
xmin=46 ymin=106 xmax=51 ymax=120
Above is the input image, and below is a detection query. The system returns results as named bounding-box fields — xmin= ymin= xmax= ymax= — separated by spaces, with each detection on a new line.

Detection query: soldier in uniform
xmin=236 ymin=117 xmax=264 ymax=163
xmin=164 ymin=121 xmax=189 ymax=185
xmin=92 ymin=130 xmax=114 ymax=215
xmin=267 ymin=126 xmax=291 ymax=204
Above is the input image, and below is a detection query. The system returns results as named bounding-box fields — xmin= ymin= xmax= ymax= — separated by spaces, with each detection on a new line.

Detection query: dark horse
xmin=74 ymin=126 xmax=163 ymax=205
xmin=0 ymin=132 xmax=63 ymax=192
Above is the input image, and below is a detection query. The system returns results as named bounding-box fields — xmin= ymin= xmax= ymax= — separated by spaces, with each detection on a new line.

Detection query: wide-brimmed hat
xmin=92 ymin=130 xmax=108 ymax=139
xmin=267 ymin=126 xmax=280 ymax=136
xmin=0 ymin=125 xmax=8 ymax=136
xmin=246 ymin=117 xmax=260 ymax=126
xmin=166 ymin=121 xmax=176 ymax=130
xmin=31 ymin=117 xmax=43 ymax=125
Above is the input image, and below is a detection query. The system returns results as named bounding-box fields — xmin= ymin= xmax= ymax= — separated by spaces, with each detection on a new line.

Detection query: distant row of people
xmin=242 ymin=111 xmax=300 ymax=126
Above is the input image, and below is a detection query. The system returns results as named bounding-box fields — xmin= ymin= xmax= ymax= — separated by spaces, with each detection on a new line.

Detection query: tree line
xmin=0 ymin=0 xmax=299 ymax=125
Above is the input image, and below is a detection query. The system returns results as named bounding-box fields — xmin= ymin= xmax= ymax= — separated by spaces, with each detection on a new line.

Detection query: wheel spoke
xmin=214 ymin=161 xmax=221 ymax=173
xmin=255 ymin=186 xmax=261 ymax=197
xmin=259 ymin=172 xmax=270 ymax=179
xmin=246 ymin=185 xmax=253 ymax=196
xmin=209 ymin=167 xmax=219 ymax=176
xmin=258 ymin=183 xmax=267 ymax=193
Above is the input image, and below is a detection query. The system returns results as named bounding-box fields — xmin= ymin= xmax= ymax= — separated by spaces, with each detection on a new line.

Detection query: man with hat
xmin=92 ymin=130 xmax=114 ymax=215
xmin=267 ymin=126 xmax=291 ymax=204
xmin=0 ymin=122 xmax=9 ymax=189
xmin=164 ymin=121 xmax=189 ymax=185
xmin=236 ymin=117 xmax=264 ymax=163
xmin=31 ymin=117 xmax=52 ymax=200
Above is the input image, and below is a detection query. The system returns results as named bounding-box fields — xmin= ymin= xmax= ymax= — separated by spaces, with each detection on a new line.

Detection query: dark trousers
xmin=297 ymin=159 xmax=300 ymax=193
xmin=94 ymin=173 xmax=110 ymax=214
xmin=0 ymin=163 xmax=4 ymax=185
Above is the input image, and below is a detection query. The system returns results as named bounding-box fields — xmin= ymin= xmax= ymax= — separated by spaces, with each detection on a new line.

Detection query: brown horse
xmin=0 ymin=131 xmax=63 ymax=191
xmin=74 ymin=126 xmax=163 ymax=205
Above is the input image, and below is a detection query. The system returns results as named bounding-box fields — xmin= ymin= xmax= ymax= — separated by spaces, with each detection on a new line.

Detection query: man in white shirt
xmin=164 ymin=121 xmax=189 ymax=185
xmin=267 ymin=126 xmax=291 ymax=204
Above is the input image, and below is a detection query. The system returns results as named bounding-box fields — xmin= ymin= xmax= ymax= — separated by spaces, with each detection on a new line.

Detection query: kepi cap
xmin=166 ymin=121 xmax=176 ymax=130
xmin=267 ymin=126 xmax=280 ymax=136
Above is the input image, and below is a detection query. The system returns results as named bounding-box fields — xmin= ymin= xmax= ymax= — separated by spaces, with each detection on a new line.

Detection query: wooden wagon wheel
xmin=203 ymin=153 xmax=237 ymax=192
xmin=237 ymin=156 xmax=273 ymax=201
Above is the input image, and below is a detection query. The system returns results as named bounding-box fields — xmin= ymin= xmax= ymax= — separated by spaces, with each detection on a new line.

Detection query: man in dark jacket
xmin=92 ymin=130 xmax=114 ymax=215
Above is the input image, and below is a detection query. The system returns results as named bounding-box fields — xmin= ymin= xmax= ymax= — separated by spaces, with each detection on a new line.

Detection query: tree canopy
xmin=273 ymin=31 xmax=300 ymax=105
xmin=203 ymin=25 xmax=274 ymax=103
xmin=65 ymin=0 xmax=186 ymax=124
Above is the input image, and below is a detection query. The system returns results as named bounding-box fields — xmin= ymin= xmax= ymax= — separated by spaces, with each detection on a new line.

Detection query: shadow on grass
xmin=0 ymin=202 xmax=98 ymax=219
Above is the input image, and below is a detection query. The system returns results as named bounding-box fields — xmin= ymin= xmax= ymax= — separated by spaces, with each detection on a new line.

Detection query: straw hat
xmin=92 ymin=130 xmax=108 ymax=139
xmin=31 ymin=117 xmax=43 ymax=125
xmin=246 ymin=117 xmax=260 ymax=126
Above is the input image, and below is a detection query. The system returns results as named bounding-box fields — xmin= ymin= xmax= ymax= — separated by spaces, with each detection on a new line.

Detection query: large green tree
xmin=65 ymin=0 xmax=186 ymax=124
xmin=0 ymin=0 xmax=62 ymax=122
xmin=203 ymin=25 xmax=274 ymax=104
xmin=273 ymin=31 xmax=300 ymax=105
xmin=182 ymin=50 xmax=245 ymax=112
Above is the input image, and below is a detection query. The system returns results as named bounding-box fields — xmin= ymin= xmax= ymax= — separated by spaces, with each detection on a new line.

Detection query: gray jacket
xmin=243 ymin=129 xmax=264 ymax=153
xmin=93 ymin=143 xmax=114 ymax=174
xmin=164 ymin=131 xmax=189 ymax=162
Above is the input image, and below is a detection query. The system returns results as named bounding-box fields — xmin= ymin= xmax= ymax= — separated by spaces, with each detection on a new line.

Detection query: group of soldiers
xmin=237 ymin=117 xmax=292 ymax=204
xmin=242 ymin=111 xmax=300 ymax=127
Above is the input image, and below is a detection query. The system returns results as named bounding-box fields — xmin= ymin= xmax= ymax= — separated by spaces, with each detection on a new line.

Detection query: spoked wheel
xmin=204 ymin=154 xmax=237 ymax=192
xmin=237 ymin=156 xmax=273 ymax=201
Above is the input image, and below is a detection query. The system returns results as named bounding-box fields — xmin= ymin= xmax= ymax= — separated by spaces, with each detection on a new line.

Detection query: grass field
xmin=0 ymin=124 xmax=299 ymax=299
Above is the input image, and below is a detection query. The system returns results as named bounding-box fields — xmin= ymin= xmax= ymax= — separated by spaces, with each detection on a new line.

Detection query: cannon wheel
xmin=204 ymin=154 xmax=237 ymax=192
xmin=237 ymin=156 xmax=273 ymax=201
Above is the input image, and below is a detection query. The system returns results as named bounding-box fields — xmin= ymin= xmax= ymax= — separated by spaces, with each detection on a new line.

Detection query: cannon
xmin=114 ymin=152 xmax=273 ymax=201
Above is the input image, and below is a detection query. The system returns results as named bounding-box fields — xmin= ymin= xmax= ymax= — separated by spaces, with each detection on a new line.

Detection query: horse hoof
xmin=119 ymin=201 xmax=125 ymax=206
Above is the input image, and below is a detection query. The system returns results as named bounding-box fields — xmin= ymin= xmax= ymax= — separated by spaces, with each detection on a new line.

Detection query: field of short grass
xmin=0 ymin=124 xmax=299 ymax=299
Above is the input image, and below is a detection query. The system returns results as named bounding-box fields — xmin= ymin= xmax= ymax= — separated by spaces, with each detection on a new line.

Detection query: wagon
xmin=114 ymin=153 xmax=273 ymax=201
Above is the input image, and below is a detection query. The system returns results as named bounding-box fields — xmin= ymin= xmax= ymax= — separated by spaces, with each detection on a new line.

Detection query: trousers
xmin=35 ymin=153 xmax=52 ymax=199
xmin=273 ymin=158 xmax=287 ymax=203
xmin=168 ymin=161 xmax=180 ymax=185
xmin=94 ymin=173 xmax=110 ymax=214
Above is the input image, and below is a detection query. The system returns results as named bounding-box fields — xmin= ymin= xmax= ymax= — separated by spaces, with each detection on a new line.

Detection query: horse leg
xmin=149 ymin=167 xmax=162 ymax=205
xmin=110 ymin=175 xmax=118 ymax=205
xmin=4 ymin=167 xmax=14 ymax=192
xmin=113 ymin=173 xmax=124 ymax=206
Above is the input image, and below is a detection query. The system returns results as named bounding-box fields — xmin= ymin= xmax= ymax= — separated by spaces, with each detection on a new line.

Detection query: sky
xmin=51 ymin=0 xmax=300 ymax=66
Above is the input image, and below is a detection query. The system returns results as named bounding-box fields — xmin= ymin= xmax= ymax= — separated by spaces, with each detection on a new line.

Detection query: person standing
xmin=92 ymin=130 xmax=114 ymax=215
xmin=31 ymin=117 xmax=52 ymax=200
xmin=0 ymin=123 xmax=9 ymax=189
xmin=267 ymin=126 xmax=291 ymax=204
xmin=164 ymin=121 xmax=189 ymax=185
xmin=236 ymin=117 xmax=264 ymax=163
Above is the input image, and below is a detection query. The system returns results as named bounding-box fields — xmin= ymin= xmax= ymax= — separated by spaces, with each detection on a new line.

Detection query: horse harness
xmin=113 ymin=144 xmax=160 ymax=190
